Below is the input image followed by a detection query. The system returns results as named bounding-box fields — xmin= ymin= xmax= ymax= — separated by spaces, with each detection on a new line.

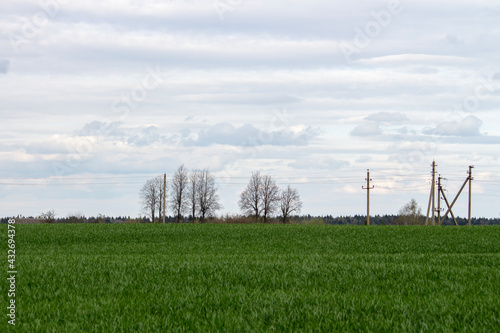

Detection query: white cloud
xmin=422 ymin=115 xmax=483 ymax=137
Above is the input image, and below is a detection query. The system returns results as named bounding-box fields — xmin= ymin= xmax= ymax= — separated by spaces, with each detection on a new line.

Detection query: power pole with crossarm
xmin=363 ymin=169 xmax=374 ymax=225
xmin=425 ymin=161 xmax=437 ymax=225
xmin=163 ymin=173 xmax=166 ymax=224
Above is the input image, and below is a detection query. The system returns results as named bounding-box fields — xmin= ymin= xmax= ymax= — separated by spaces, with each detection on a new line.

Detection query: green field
xmin=2 ymin=224 xmax=500 ymax=332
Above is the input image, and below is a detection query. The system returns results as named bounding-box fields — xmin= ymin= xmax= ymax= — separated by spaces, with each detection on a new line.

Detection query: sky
xmin=1 ymin=0 xmax=500 ymax=219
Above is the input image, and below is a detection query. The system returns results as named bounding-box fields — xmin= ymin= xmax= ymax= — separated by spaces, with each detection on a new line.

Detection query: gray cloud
xmin=408 ymin=66 xmax=440 ymax=75
xmin=184 ymin=122 xmax=320 ymax=147
xmin=78 ymin=121 xmax=124 ymax=137
xmin=422 ymin=115 xmax=483 ymax=137
xmin=365 ymin=112 xmax=410 ymax=124
xmin=177 ymin=93 xmax=301 ymax=105
xmin=445 ymin=34 xmax=463 ymax=45
xmin=75 ymin=121 xmax=320 ymax=148
xmin=351 ymin=112 xmax=410 ymax=138
xmin=355 ymin=155 xmax=372 ymax=163
xmin=291 ymin=157 xmax=349 ymax=170
xmin=351 ymin=122 xmax=383 ymax=137
xmin=25 ymin=138 xmax=68 ymax=155
xmin=0 ymin=60 xmax=9 ymax=74
xmin=77 ymin=121 xmax=166 ymax=147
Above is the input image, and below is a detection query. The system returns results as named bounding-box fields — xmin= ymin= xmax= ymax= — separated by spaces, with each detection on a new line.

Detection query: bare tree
xmin=260 ymin=175 xmax=280 ymax=223
xmin=187 ymin=170 xmax=201 ymax=220
xmin=239 ymin=171 xmax=262 ymax=222
xmin=198 ymin=169 xmax=221 ymax=221
xmin=170 ymin=164 xmax=189 ymax=223
xmin=140 ymin=178 xmax=159 ymax=222
xmin=280 ymin=185 xmax=302 ymax=223
xmin=394 ymin=198 xmax=423 ymax=225
xmin=66 ymin=212 xmax=85 ymax=223
xmin=97 ymin=213 xmax=106 ymax=224
xmin=154 ymin=175 xmax=166 ymax=223
xmin=40 ymin=209 xmax=56 ymax=223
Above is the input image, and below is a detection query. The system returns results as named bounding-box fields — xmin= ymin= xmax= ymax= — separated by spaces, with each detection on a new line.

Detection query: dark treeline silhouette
xmin=320 ymin=215 xmax=500 ymax=226
xmin=0 ymin=215 xmax=180 ymax=224
xmin=2 ymin=215 xmax=499 ymax=225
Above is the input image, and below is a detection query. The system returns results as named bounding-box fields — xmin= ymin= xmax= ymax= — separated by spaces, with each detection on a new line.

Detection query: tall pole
xmin=431 ymin=162 xmax=436 ymax=225
xmin=443 ymin=177 xmax=469 ymax=219
xmin=163 ymin=173 xmax=166 ymax=224
xmin=425 ymin=161 xmax=437 ymax=225
xmin=437 ymin=175 xmax=442 ymax=225
xmin=468 ymin=166 xmax=474 ymax=226
xmin=440 ymin=188 xmax=458 ymax=226
xmin=363 ymin=169 xmax=374 ymax=225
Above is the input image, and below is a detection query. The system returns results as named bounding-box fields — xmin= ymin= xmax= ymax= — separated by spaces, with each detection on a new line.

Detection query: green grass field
xmin=2 ymin=224 xmax=500 ymax=332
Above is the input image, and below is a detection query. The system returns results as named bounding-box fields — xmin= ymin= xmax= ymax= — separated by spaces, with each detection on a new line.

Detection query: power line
xmin=476 ymin=193 xmax=500 ymax=198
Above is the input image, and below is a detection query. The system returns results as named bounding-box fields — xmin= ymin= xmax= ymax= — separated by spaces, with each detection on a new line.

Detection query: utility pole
xmin=468 ymin=166 xmax=474 ymax=226
xmin=425 ymin=161 xmax=437 ymax=225
xmin=163 ymin=173 xmax=166 ymax=224
xmin=363 ymin=169 xmax=374 ymax=225
xmin=443 ymin=165 xmax=474 ymax=225
xmin=437 ymin=175 xmax=442 ymax=225
xmin=439 ymin=183 xmax=458 ymax=226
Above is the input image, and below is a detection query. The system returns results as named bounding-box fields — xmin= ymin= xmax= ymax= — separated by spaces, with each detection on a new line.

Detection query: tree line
xmin=140 ymin=167 xmax=302 ymax=223
xmin=4 ymin=213 xmax=499 ymax=226
xmin=140 ymin=165 xmax=221 ymax=223
xmin=238 ymin=171 xmax=302 ymax=223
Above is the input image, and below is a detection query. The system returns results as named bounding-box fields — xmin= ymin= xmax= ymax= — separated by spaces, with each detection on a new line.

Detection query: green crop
xmin=2 ymin=224 xmax=499 ymax=332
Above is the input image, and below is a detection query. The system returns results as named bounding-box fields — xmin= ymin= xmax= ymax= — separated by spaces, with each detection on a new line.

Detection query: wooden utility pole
xmin=437 ymin=175 xmax=442 ymax=225
xmin=363 ymin=169 xmax=374 ymax=225
xmin=163 ymin=173 xmax=166 ymax=224
xmin=443 ymin=176 xmax=468 ymax=219
xmin=442 ymin=165 xmax=474 ymax=225
xmin=425 ymin=161 xmax=437 ymax=225
xmin=468 ymin=166 xmax=474 ymax=226
xmin=439 ymin=185 xmax=458 ymax=226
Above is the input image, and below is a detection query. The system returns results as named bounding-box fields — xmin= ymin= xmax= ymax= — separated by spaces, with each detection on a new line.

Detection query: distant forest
xmin=2 ymin=215 xmax=499 ymax=226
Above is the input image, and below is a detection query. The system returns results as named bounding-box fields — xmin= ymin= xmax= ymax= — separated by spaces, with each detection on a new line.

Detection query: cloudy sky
xmin=1 ymin=0 xmax=500 ymax=219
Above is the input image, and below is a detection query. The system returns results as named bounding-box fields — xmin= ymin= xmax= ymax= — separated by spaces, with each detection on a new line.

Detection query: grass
xmin=2 ymin=224 xmax=499 ymax=332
